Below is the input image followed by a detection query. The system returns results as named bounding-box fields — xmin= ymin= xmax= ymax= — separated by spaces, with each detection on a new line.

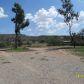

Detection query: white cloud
xmin=48 ymin=6 xmax=58 ymax=17
xmin=71 ymin=11 xmax=84 ymax=30
xmin=27 ymin=28 xmax=32 ymax=32
xmin=78 ymin=11 xmax=84 ymax=23
xmin=32 ymin=7 xmax=55 ymax=28
xmin=57 ymin=14 xmax=64 ymax=18
xmin=0 ymin=7 xmax=8 ymax=18
xmin=79 ymin=11 xmax=84 ymax=17
xmin=25 ymin=13 xmax=33 ymax=20
xmin=25 ymin=6 xmax=84 ymax=35
xmin=26 ymin=6 xmax=60 ymax=29
xmin=56 ymin=22 xmax=66 ymax=29
xmin=47 ymin=29 xmax=55 ymax=34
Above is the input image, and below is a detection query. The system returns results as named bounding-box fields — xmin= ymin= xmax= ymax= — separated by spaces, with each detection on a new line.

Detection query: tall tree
xmin=58 ymin=0 xmax=79 ymax=47
xmin=11 ymin=3 xmax=29 ymax=48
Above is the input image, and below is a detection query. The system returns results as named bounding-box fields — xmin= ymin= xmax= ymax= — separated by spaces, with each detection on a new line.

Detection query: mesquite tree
xmin=11 ymin=3 xmax=29 ymax=48
xmin=58 ymin=0 xmax=79 ymax=47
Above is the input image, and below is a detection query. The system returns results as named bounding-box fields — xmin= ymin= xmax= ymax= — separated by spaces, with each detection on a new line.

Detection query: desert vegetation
xmin=0 ymin=0 xmax=82 ymax=51
xmin=0 ymin=0 xmax=84 ymax=84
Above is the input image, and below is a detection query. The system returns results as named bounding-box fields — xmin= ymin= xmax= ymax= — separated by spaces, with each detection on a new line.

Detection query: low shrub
xmin=0 ymin=42 xmax=11 ymax=48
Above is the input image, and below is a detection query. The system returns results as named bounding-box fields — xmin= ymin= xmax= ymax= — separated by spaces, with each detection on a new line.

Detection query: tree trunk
xmin=15 ymin=22 xmax=18 ymax=49
xmin=15 ymin=33 xmax=18 ymax=48
xmin=69 ymin=26 xmax=73 ymax=43
xmin=69 ymin=25 xmax=75 ymax=48
xmin=18 ymin=33 xmax=22 ymax=46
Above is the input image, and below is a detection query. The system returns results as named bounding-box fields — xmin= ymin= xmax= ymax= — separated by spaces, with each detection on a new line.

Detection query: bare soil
xmin=0 ymin=47 xmax=84 ymax=84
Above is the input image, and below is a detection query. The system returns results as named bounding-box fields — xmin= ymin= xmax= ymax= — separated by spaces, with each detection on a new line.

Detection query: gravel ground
xmin=0 ymin=47 xmax=84 ymax=84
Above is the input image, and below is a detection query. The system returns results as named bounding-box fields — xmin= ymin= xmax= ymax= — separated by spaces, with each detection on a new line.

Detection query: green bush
xmin=31 ymin=43 xmax=47 ymax=47
xmin=47 ymin=37 xmax=62 ymax=46
xmin=0 ymin=42 xmax=11 ymax=48
xmin=27 ymin=41 xmax=32 ymax=47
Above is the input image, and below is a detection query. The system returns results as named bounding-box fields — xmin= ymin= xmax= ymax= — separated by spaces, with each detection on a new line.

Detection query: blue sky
xmin=0 ymin=0 xmax=84 ymax=36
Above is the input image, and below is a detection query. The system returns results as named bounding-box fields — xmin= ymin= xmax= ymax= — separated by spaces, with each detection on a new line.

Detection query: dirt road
xmin=0 ymin=47 xmax=84 ymax=84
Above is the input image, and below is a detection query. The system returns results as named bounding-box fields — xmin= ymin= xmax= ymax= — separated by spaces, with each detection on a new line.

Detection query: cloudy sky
xmin=0 ymin=0 xmax=84 ymax=36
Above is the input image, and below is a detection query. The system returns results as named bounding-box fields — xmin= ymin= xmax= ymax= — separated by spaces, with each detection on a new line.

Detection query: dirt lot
xmin=0 ymin=47 xmax=84 ymax=84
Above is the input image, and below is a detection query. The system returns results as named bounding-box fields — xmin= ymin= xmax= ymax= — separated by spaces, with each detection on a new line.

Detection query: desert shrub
xmin=0 ymin=42 xmax=11 ymax=48
xmin=31 ymin=43 xmax=47 ymax=47
xmin=39 ymin=40 xmax=45 ymax=43
xmin=18 ymin=39 xmax=23 ymax=47
xmin=0 ymin=42 xmax=6 ymax=48
xmin=47 ymin=37 xmax=63 ymax=46
xmin=27 ymin=41 xmax=32 ymax=47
